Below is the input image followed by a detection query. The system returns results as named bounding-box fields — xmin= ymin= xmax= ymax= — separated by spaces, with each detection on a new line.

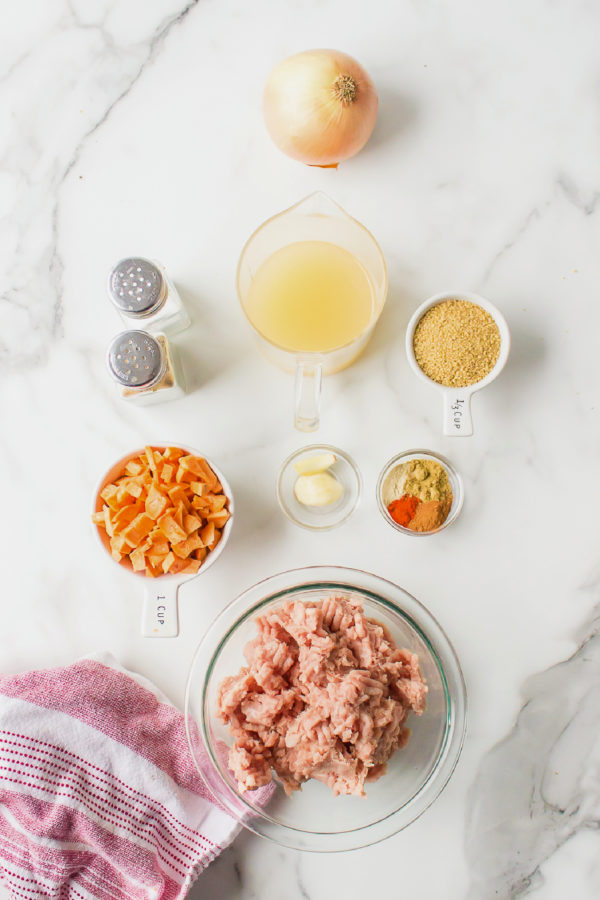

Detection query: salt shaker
xmin=107 ymin=258 xmax=191 ymax=335
xmin=106 ymin=330 xmax=185 ymax=405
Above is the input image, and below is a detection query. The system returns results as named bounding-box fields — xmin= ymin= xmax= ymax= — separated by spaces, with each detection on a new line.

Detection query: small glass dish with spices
xmin=376 ymin=450 xmax=463 ymax=536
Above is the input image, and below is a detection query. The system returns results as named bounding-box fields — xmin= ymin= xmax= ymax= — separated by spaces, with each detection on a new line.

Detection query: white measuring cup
xmin=92 ymin=444 xmax=234 ymax=637
xmin=405 ymin=291 xmax=511 ymax=436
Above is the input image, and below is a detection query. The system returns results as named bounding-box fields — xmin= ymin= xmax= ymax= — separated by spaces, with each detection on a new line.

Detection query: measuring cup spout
xmin=289 ymin=191 xmax=350 ymax=219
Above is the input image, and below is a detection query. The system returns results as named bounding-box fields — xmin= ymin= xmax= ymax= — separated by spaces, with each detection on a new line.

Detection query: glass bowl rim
xmin=376 ymin=449 xmax=464 ymax=536
xmin=184 ymin=565 xmax=467 ymax=852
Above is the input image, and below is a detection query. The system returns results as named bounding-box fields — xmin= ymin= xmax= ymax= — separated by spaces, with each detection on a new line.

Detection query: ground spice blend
xmin=382 ymin=456 xmax=454 ymax=532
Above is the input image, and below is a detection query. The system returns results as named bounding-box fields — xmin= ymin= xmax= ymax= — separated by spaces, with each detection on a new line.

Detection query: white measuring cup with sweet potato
xmin=92 ymin=445 xmax=234 ymax=637
xmin=405 ymin=291 xmax=511 ymax=436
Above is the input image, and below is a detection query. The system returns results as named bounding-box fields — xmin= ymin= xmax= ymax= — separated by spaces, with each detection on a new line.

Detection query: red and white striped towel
xmin=0 ymin=654 xmax=269 ymax=900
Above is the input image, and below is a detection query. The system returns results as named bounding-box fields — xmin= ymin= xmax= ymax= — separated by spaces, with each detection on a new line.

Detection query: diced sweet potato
xmin=208 ymin=529 xmax=222 ymax=552
xmin=116 ymin=484 xmax=137 ymax=506
xmin=121 ymin=513 xmax=155 ymax=547
xmin=125 ymin=460 xmax=144 ymax=476
xmin=207 ymin=494 xmax=227 ymax=512
xmin=171 ymin=556 xmax=194 ymax=575
xmin=148 ymin=537 xmax=170 ymax=556
xmin=100 ymin=484 xmax=120 ymax=510
xmin=145 ymin=484 xmax=168 ymax=520
xmin=157 ymin=514 xmax=187 ymax=544
xmin=163 ymin=447 xmax=185 ymax=461
xmin=161 ymin=463 xmax=175 ymax=483
xmin=124 ymin=479 xmax=143 ymax=499
xmin=130 ymin=546 xmax=147 ymax=572
xmin=162 ymin=552 xmax=176 ymax=573
xmin=103 ymin=506 xmax=114 ymax=537
xmin=148 ymin=552 xmax=168 ymax=568
xmin=173 ymin=503 xmax=185 ymax=530
xmin=172 ymin=533 xmax=205 ymax=559
xmin=145 ymin=446 xmax=158 ymax=475
xmin=109 ymin=534 xmax=129 ymax=561
xmin=112 ymin=502 xmax=143 ymax=532
xmin=183 ymin=513 xmax=202 ymax=535
xmin=200 ymin=521 xmax=215 ymax=547
xmin=110 ymin=534 xmax=128 ymax=554
xmin=167 ymin=485 xmax=190 ymax=506
xmin=207 ymin=510 xmax=230 ymax=528
xmin=175 ymin=466 xmax=196 ymax=484
xmin=179 ymin=456 xmax=218 ymax=488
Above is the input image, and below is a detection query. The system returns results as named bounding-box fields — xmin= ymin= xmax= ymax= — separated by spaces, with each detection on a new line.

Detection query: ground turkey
xmin=217 ymin=594 xmax=427 ymax=797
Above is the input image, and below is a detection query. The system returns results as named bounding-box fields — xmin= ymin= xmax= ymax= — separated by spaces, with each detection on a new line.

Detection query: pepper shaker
xmin=107 ymin=258 xmax=191 ymax=336
xmin=106 ymin=330 xmax=185 ymax=405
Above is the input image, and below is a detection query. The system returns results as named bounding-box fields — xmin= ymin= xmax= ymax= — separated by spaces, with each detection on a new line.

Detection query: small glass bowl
xmin=377 ymin=449 xmax=463 ymax=536
xmin=277 ymin=444 xmax=361 ymax=531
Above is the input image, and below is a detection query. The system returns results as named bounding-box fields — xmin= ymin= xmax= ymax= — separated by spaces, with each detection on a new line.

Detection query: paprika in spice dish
xmin=388 ymin=494 xmax=420 ymax=527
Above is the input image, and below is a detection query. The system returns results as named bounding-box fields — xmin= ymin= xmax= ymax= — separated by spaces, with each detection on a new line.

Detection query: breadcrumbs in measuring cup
xmin=413 ymin=299 xmax=501 ymax=388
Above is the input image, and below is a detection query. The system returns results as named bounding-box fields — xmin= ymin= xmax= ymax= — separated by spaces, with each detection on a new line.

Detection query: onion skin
xmin=263 ymin=49 xmax=378 ymax=167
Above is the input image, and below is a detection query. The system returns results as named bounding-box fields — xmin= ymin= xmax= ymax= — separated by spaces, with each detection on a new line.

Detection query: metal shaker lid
xmin=108 ymin=258 xmax=166 ymax=317
xmin=107 ymin=330 xmax=164 ymax=388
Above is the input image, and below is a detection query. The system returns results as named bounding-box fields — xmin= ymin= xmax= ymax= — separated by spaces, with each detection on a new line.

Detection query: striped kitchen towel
xmin=0 ymin=653 xmax=270 ymax=900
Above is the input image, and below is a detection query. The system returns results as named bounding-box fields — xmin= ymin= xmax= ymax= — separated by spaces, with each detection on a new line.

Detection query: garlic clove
xmin=294 ymin=473 xmax=344 ymax=507
xmin=293 ymin=452 xmax=337 ymax=476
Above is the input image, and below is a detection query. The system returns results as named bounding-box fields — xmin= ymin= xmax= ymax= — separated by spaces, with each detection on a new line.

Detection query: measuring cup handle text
xmin=443 ymin=392 xmax=473 ymax=436
xmin=142 ymin=583 xmax=179 ymax=637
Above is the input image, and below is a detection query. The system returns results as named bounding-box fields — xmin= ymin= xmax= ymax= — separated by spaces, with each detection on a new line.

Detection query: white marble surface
xmin=2 ymin=0 xmax=600 ymax=897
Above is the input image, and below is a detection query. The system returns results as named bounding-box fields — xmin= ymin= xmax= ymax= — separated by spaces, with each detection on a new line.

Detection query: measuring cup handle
xmin=443 ymin=391 xmax=473 ymax=436
xmin=294 ymin=360 xmax=323 ymax=432
xmin=142 ymin=581 xmax=179 ymax=637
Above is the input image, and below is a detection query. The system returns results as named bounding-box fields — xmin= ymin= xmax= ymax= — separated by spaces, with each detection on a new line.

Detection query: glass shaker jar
xmin=106 ymin=330 xmax=185 ymax=405
xmin=107 ymin=257 xmax=191 ymax=335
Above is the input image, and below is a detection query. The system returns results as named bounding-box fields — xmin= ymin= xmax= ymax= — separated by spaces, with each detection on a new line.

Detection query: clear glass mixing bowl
xmin=184 ymin=566 xmax=466 ymax=852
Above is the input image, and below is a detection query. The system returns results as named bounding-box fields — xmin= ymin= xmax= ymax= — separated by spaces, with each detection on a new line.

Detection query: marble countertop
xmin=2 ymin=0 xmax=600 ymax=897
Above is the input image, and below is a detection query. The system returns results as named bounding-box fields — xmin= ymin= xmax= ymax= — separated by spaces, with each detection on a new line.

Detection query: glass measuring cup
xmin=237 ymin=192 xmax=388 ymax=431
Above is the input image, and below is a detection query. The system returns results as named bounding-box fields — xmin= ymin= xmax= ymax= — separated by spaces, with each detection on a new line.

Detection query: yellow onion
xmin=263 ymin=49 xmax=378 ymax=168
